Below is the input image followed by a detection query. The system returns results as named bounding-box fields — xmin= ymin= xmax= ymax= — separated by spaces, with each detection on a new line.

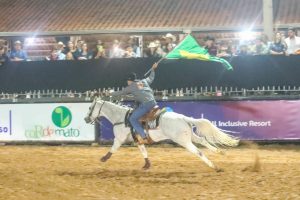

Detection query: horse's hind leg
xmin=183 ymin=142 xmax=223 ymax=172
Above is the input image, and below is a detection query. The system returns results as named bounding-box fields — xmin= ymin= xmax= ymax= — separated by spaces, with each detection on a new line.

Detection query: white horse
xmin=85 ymin=97 xmax=239 ymax=172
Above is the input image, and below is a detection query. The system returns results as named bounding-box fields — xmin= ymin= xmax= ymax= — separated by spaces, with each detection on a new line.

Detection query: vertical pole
xmin=263 ymin=0 xmax=274 ymax=40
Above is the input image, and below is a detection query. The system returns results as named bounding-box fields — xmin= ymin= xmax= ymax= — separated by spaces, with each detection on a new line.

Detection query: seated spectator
xmin=204 ymin=36 xmax=218 ymax=56
xmin=217 ymin=41 xmax=231 ymax=57
xmin=65 ymin=52 xmax=75 ymax=60
xmin=63 ymin=41 xmax=76 ymax=55
xmin=45 ymin=49 xmax=59 ymax=61
xmin=56 ymin=41 xmax=66 ymax=60
xmin=163 ymin=33 xmax=177 ymax=51
xmin=145 ymin=42 xmax=160 ymax=57
xmin=109 ymin=40 xmax=124 ymax=58
xmin=94 ymin=40 xmax=106 ymax=58
xmin=10 ymin=41 xmax=28 ymax=61
xmin=77 ymin=43 xmax=93 ymax=60
xmin=73 ymin=40 xmax=84 ymax=59
xmin=0 ymin=46 xmax=9 ymax=66
xmin=250 ymin=37 xmax=269 ymax=55
xmin=154 ymin=40 xmax=166 ymax=57
xmin=285 ymin=27 xmax=300 ymax=55
xmin=269 ymin=32 xmax=287 ymax=55
xmin=124 ymin=46 xmax=137 ymax=58
xmin=166 ymin=43 xmax=175 ymax=53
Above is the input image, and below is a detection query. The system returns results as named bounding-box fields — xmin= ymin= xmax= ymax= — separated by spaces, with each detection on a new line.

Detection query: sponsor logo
xmin=25 ymin=106 xmax=80 ymax=139
xmin=25 ymin=125 xmax=80 ymax=139
xmin=0 ymin=110 xmax=12 ymax=135
xmin=52 ymin=106 xmax=72 ymax=128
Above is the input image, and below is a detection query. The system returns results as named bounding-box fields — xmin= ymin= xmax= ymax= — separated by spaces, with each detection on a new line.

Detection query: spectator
xmin=217 ymin=41 xmax=231 ymax=57
xmin=45 ymin=49 xmax=59 ymax=61
xmin=56 ymin=41 xmax=66 ymax=60
xmin=73 ymin=40 xmax=84 ymax=59
xmin=10 ymin=41 xmax=28 ymax=61
xmin=63 ymin=41 xmax=76 ymax=55
xmin=285 ymin=27 xmax=300 ymax=55
xmin=77 ymin=43 xmax=93 ymax=60
xmin=109 ymin=40 xmax=124 ymax=58
xmin=128 ymin=36 xmax=141 ymax=57
xmin=204 ymin=36 xmax=218 ymax=56
xmin=65 ymin=52 xmax=75 ymax=60
xmin=145 ymin=42 xmax=159 ymax=57
xmin=124 ymin=46 xmax=137 ymax=58
xmin=269 ymin=32 xmax=287 ymax=55
xmin=166 ymin=43 xmax=175 ymax=53
xmin=0 ymin=46 xmax=9 ymax=66
xmin=163 ymin=33 xmax=176 ymax=52
xmin=94 ymin=40 xmax=106 ymax=58
xmin=154 ymin=40 xmax=166 ymax=57
xmin=250 ymin=37 xmax=269 ymax=55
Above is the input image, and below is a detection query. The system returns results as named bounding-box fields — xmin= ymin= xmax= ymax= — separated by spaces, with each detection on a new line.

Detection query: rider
xmin=110 ymin=62 xmax=158 ymax=145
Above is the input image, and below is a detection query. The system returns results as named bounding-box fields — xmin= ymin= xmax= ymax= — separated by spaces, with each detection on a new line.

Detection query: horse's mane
xmin=103 ymin=100 xmax=132 ymax=112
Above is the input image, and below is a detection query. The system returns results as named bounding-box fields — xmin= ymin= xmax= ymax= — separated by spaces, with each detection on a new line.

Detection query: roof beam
xmin=0 ymin=24 xmax=299 ymax=37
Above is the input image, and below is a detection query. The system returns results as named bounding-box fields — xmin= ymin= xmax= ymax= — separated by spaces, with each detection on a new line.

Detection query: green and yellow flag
xmin=165 ymin=34 xmax=233 ymax=70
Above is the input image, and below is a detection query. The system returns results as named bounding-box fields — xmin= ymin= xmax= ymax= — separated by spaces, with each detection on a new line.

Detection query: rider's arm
xmin=111 ymin=85 xmax=134 ymax=96
xmin=145 ymin=62 xmax=158 ymax=85
xmin=145 ymin=69 xmax=155 ymax=85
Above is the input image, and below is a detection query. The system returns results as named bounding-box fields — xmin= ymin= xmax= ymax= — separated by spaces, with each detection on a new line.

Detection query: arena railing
xmin=1 ymin=85 xmax=300 ymax=103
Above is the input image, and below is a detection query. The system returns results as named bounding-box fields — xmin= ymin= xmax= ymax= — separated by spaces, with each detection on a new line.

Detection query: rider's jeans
xmin=129 ymin=100 xmax=157 ymax=138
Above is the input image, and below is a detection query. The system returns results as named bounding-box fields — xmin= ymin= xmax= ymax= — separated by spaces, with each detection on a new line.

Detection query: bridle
xmin=88 ymin=99 xmax=129 ymax=127
xmin=89 ymin=99 xmax=106 ymax=124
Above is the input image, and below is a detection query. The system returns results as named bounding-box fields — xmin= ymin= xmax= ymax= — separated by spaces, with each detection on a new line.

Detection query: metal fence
xmin=2 ymin=85 xmax=300 ymax=103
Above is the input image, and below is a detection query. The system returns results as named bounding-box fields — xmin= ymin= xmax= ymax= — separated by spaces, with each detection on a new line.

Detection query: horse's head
xmin=84 ymin=96 xmax=105 ymax=124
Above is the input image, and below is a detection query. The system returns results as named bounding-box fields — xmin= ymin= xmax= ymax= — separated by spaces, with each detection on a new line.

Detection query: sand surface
xmin=0 ymin=145 xmax=299 ymax=200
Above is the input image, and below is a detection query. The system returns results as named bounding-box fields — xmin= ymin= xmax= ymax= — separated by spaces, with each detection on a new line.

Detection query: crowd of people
xmin=1 ymin=28 xmax=300 ymax=65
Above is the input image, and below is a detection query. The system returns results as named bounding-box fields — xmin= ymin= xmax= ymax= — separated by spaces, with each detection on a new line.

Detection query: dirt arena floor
xmin=0 ymin=144 xmax=299 ymax=200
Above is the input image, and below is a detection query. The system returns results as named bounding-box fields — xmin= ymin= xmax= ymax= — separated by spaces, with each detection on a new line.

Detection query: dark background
xmin=1 ymin=55 xmax=300 ymax=93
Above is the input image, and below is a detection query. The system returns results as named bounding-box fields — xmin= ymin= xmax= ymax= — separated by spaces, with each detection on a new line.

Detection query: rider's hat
xmin=127 ymin=72 xmax=137 ymax=81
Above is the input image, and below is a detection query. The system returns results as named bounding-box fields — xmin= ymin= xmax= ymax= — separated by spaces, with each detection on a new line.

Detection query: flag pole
xmin=143 ymin=57 xmax=165 ymax=77
xmin=143 ymin=34 xmax=190 ymax=77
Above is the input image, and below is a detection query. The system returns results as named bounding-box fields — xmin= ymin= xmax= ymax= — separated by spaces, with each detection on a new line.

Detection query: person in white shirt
xmin=284 ymin=27 xmax=300 ymax=55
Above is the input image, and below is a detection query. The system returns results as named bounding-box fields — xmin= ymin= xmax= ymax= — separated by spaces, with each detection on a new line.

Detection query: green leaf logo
xmin=52 ymin=106 xmax=72 ymax=128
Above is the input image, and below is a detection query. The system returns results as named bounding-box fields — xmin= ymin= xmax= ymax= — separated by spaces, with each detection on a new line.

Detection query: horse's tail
xmin=184 ymin=117 xmax=239 ymax=147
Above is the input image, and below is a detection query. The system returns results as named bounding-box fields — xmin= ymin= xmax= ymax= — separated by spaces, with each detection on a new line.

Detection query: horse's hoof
xmin=100 ymin=157 xmax=107 ymax=162
xmin=142 ymin=159 xmax=151 ymax=170
xmin=215 ymin=167 xmax=224 ymax=173
xmin=142 ymin=164 xmax=151 ymax=170
xmin=100 ymin=152 xmax=112 ymax=162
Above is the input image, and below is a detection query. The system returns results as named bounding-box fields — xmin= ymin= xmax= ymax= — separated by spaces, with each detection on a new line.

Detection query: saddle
xmin=140 ymin=105 xmax=160 ymax=122
xmin=125 ymin=106 xmax=166 ymax=144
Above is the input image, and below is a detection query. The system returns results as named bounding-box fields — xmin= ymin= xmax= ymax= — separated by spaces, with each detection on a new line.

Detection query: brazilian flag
xmin=165 ymin=34 xmax=233 ymax=70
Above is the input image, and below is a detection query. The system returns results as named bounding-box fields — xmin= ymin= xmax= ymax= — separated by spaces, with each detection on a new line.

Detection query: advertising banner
xmin=99 ymin=100 xmax=300 ymax=141
xmin=0 ymin=103 xmax=94 ymax=142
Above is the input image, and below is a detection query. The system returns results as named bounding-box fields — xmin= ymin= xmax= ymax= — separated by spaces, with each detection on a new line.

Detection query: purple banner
xmin=99 ymin=100 xmax=300 ymax=141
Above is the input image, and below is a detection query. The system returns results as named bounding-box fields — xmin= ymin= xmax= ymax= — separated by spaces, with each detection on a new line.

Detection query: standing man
xmin=110 ymin=62 xmax=158 ymax=145
xmin=10 ymin=41 xmax=28 ymax=61
xmin=285 ymin=27 xmax=300 ymax=55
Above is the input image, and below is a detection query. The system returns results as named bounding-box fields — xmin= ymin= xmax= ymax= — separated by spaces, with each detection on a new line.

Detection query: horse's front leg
xmin=137 ymin=144 xmax=151 ymax=170
xmin=101 ymin=137 xmax=123 ymax=162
